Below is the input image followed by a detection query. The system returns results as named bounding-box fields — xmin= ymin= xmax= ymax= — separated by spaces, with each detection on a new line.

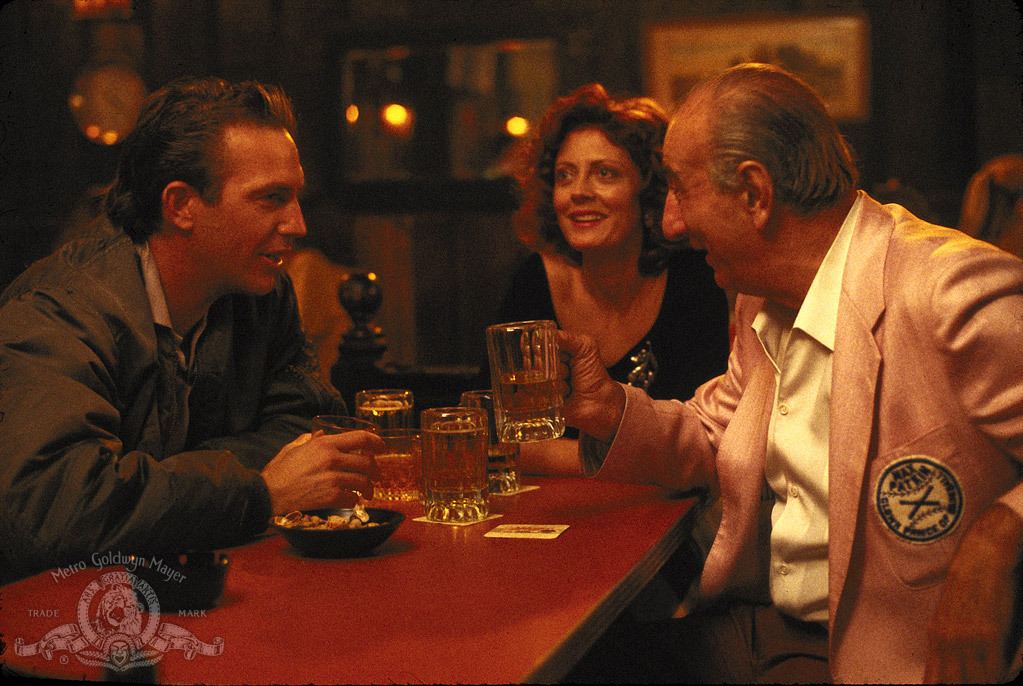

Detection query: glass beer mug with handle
xmin=485 ymin=319 xmax=565 ymax=442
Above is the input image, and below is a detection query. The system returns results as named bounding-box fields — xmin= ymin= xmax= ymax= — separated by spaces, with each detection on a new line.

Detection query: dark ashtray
xmin=128 ymin=551 xmax=230 ymax=612
xmin=270 ymin=507 xmax=405 ymax=558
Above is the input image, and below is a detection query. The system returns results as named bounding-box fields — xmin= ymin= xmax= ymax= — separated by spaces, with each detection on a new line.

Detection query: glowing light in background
xmin=345 ymin=104 xmax=359 ymax=125
xmin=68 ymin=64 xmax=147 ymax=146
xmin=380 ymin=103 xmax=413 ymax=137
xmin=382 ymin=103 xmax=409 ymax=127
xmin=73 ymin=0 xmax=132 ymax=19
xmin=497 ymin=39 xmax=527 ymax=52
xmin=505 ymin=116 xmax=529 ymax=137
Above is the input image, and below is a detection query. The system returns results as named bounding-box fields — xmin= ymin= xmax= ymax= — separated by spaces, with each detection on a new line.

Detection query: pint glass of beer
xmin=460 ymin=390 xmax=521 ymax=494
xmin=355 ymin=389 xmax=414 ymax=429
xmin=420 ymin=407 xmax=489 ymax=523
xmin=374 ymin=428 xmax=421 ymax=501
xmin=485 ymin=319 xmax=565 ymax=442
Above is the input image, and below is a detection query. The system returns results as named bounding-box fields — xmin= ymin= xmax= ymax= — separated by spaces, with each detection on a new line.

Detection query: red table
xmin=1 ymin=476 xmax=695 ymax=684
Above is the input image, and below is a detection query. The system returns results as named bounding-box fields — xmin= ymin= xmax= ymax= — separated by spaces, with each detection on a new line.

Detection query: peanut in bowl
xmin=270 ymin=507 xmax=405 ymax=558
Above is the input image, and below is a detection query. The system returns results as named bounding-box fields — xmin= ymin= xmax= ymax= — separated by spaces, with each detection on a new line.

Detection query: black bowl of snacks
xmin=270 ymin=506 xmax=405 ymax=558
xmin=128 ymin=551 xmax=230 ymax=612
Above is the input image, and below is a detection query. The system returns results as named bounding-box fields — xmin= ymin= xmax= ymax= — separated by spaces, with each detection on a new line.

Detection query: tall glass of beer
xmin=420 ymin=407 xmax=489 ymax=523
xmin=355 ymin=389 xmax=414 ymax=429
xmin=460 ymin=389 xmax=521 ymax=494
xmin=485 ymin=319 xmax=565 ymax=442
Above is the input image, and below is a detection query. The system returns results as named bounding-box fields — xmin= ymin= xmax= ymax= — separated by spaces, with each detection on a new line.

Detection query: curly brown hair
xmin=511 ymin=83 xmax=673 ymax=276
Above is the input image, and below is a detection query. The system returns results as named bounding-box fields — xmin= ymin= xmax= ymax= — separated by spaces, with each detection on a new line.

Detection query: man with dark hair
xmin=0 ymin=77 xmax=381 ymax=584
xmin=560 ymin=63 xmax=1023 ymax=683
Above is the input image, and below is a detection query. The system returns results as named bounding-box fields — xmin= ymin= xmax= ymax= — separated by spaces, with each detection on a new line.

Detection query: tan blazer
xmin=595 ymin=192 xmax=1023 ymax=683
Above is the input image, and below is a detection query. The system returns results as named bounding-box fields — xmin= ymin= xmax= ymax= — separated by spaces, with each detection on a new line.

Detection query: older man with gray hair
xmin=559 ymin=63 xmax=1023 ymax=683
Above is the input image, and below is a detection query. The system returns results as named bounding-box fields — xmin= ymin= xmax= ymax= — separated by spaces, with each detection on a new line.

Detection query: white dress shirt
xmin=751 ymin=195 xmax=861 ymax=623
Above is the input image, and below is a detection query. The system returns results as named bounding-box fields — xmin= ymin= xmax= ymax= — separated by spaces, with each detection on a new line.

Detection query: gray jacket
xmin=0 ymin=217 xmax=344 ymax=583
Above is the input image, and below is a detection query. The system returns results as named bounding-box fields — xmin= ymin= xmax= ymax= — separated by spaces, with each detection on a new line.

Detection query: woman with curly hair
xmin=495 ymin=83 xmax=731 ymax=473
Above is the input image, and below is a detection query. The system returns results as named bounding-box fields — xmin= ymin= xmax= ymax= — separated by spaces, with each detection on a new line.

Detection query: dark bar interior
xmin=1 ymin=2 xmax=1022 ymax=683
xmin=2 ymin=0 xmax=1020 ymax=372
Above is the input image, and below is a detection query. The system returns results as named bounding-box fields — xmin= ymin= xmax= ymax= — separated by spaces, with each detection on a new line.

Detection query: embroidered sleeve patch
xmin=876 ymin=456 xmax=963 ymax=543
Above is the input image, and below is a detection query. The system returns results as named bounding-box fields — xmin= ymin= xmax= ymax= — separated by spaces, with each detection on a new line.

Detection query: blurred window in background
xmin=340 ymin=39 xmax=557 ymax=181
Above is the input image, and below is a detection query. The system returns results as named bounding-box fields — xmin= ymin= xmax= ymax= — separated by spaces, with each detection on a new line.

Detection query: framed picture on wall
xmin=644 ymin=14 xmax=870 ymax=121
